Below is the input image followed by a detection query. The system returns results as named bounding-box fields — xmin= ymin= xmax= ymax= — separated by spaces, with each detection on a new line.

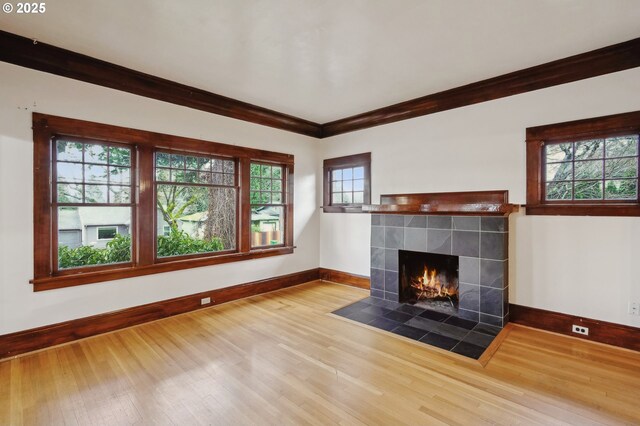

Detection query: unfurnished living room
xmin=1 ymin=1 xmax=640 ymax=424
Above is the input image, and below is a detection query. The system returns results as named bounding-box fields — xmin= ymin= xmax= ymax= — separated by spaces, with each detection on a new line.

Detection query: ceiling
xmin=1 ymin=0 xmax=639 ymax=123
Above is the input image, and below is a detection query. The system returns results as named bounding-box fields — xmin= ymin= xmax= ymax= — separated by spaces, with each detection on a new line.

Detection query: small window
xmin=97 ymin=226 xmax=118 ymax=240
xmin=323 ymin=153 xmax=371 ymax=213
xmin=250 ymin=162 xmax=285 ymax=247
xmin=526 ymin=111 xmax=640 ymax=216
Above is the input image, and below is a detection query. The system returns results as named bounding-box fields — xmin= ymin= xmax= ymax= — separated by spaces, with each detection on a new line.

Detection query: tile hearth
xmin=332 ymin=296 xmax=501 ymax=360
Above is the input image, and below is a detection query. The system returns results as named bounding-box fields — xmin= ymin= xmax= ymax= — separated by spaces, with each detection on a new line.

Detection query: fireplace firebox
xmin=399 ymin=250 xmax=459 ymax=315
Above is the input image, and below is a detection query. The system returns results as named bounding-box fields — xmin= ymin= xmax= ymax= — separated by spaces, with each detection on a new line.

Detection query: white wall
xmin=319 ymin=68 xmax=640 ymax=327
xmin=0 ymin=62 xmax=320 ymax=334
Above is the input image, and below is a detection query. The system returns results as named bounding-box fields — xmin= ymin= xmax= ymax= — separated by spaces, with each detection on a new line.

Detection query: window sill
xmin=322 ymin=205 xmax=365 ymax=213
xmin=30 ymin=246 xmax=295 ymax=291
xmin=525 ymin=204 xmax=640 ymax=216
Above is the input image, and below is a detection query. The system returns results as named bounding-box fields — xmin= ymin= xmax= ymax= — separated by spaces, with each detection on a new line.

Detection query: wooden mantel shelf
xmin=362 ymin=190 xmax=520 ymax=216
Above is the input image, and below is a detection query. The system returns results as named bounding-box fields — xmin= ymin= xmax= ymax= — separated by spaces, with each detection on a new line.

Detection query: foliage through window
xmin=33 ymin=113 xmax=294 ymax=290
xmin=526 ymin=111 xmax=640 ymax=216
xmin=155 ymin=152 xmax=237 ymax=257
xmin=250 ymin=163 xmax=285 ymax=247
xmin=323 ymin=153 xmax=371 ymax=213
xmin=55 ymin=138 xmax=133 ymax=270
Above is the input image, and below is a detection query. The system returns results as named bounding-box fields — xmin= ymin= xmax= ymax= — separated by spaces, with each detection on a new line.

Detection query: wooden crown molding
xmin=0 ymin=30 xmax=322 ymax=138
xmin=1 ymin=31 xmax=639 ymax=138
xmin=321 ymin=37 xmax=640 ymax=137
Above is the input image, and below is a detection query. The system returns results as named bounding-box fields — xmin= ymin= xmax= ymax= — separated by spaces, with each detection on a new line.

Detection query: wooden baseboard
xmin=0 ymin=268 xmax=320 ymax=359
xmin=509 ymin=304 xmax=640 ymax=352
xmin=319 ymin=268 xmax=371 ymax=289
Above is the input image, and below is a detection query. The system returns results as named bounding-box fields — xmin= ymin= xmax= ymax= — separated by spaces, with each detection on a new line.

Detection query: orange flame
xmin=411 ymin=266 xmax=456 ymax=300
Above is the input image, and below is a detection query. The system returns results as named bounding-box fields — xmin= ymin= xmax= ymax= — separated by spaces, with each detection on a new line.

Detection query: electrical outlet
xmin=629 ymin=302 xmax=639 ymax=316
xmin=201 ymin=297 xmax=212 ymax=305
xmin=572 ymin=324 xmax=589 ymax=336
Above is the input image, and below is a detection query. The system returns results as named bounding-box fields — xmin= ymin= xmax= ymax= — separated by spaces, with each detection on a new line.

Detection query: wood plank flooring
xmin=1 ymin=281 xmax=639 ymax=425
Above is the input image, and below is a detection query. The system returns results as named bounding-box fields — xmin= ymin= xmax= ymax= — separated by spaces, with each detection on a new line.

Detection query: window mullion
xmin=239 ymin=157 xmax=252 ymax=253
xmin=137 ymin=145 xmax=155 ymax=266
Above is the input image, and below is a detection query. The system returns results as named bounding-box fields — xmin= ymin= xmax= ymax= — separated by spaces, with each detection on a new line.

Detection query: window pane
xmin=545 ymin=162 xmax=572 ymax=182
xmin=109 ymin=166 xmax=131 ymax=185
xmin=157 ymin=185 xmax=236 ymax=257
xmin=332 ymin=169 xmax=342 ymax=181
xmin=272 ymin=192 xmax=282 ymax=203
xmin=223 ymin=160 xmax=234 ymax=174
xmin=212 ymin=159 xmax=223 ymax=173
xmin=58 ymin=206 xmax=131 ymax=270
xmin=343 ymin=180 xmax=353 ymax=191
xmin=272 ymin=180 xmax=282 ymax=191
xmin=98 ymin=227 xmax=117 ymax=240
xmin=545 ymin=143 xmax=572 ymax=163
xmin=574 ymin=140 xmax=604 ymax=160
xmin=57 ymin=162 xmax=83 ymax=183
xmin=156 ymin=152 xmax=170 ymax=167
xmin=261 ymin=192 xmax=271 ymax=204
xmin=109 ymin=147 xmax=131 ymax=166
xmin=171 ymin=169 xmax=185 ymax=182
xmin=58 ymin=183 xmax=83 ymax=203
xmin=184 ymin=171 xmax=198 ymax=183
xmin=606 ymin=135 xmax=639 ymax=158
xmin=261 ymin=178 xmax=271 ymax=191
xmin=605 ymin=179 xmax=638 ymax=200
xmin=85 ymin=144 xmax=107 ymax=164
xmin=185 ymin=156 xmax=199 ymax=170
xmin=272 ymin=166 xmax=282 ymax=179
xmin=546 ymin=181 xmax=572 ymax=200
xmin=332 ymin=181 xmax=342 ymax=192
xmin=353 ymin=192 xmax=364 ymax=203
xmin=223 ymin=174 xmax=234 ymax=186
xmin=85 ymin=185 xmax=108 ymax=203
xmin=354 ymin=179 xmax=364 ymax=191
xmin=198 ymin=172 xmax=212 ymax=184
xmin=156 ymin=168 xmax=170 ymax=182
xmin=575 ymin=180 xmax=603 ymax=200
xmin=343 ymin=192 xmax=353 ymax=203
xmin=261 ymin=164 xmax=272 ymax=178
xmin=605 ymin=158 xmax=637 ymax=179
xmin=56 ymin=140 xmax=83 ymax=162
xmin=574 ymin=160 xmax=603 ymax=180
xmin=109 ymin=186 xmax=131 ymax=203
xmin=198 ymin=157 xmax=211 ymax=171
xmin=353 ymin=167 xmax=364 ymax=179
xmin=332 ymin=192 xmax=343 ymax=204
xmin=171 ymin=154 xmax=185 ymax=168
xmin=250 ymin=191 xmax=260 ymax=204
xmin=251 ymin=206 xmax=284 ymax=247
xmin=85 ymin=165 xmax=109 ymax=184
xmin=342 ymin=168 xmax=353 ymax=180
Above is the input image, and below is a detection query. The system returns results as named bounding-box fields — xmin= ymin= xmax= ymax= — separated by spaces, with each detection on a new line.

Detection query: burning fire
xmin=411 ymin=266 xmax=457 ymax=301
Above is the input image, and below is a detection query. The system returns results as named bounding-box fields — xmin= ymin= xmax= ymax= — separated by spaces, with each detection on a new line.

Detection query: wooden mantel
xmin=362 ymin=190 xmax=519 ymax=216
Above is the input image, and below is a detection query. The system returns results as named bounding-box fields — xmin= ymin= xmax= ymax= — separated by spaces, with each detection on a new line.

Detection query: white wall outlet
xmin=201 ymin=297 xmax=212 ymax=305
xmin=572 ymin=324 xmax=589 ymax=336
xmin=629 ymin=302 xmax=639 ymax=316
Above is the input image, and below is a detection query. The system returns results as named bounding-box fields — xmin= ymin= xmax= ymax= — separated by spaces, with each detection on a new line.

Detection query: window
xmin=33 ymin=113 xmax=294 ymax=291
xmin=97 ymin=227 xmax=119 ymax=240
xmin=250 ymin=162 xmax=286 ymax=247
xmin=526 ymin=110 xmax=640 ymax=216
xmin=323 ymin=153 xmax=371 ymax=213
xmin=155 ymin=151 xmax=237 ymax=258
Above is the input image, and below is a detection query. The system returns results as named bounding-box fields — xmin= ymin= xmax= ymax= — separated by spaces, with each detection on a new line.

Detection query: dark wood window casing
xmin=526 ymin=110 xmax=640 ymax=216
xmin=32 ymin=113 xmax=294 ymax=291
xmin=322 ymin=153 xmax=371 ymax=213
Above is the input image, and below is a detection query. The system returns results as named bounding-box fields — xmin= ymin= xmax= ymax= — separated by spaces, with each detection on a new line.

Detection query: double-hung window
xmin=32 ymin=113 xmax=294 ymax=291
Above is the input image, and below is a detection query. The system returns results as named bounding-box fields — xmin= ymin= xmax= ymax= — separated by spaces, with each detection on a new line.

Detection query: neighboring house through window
xmin=526 ymin=110 xmax=640 ymax=216
xmin=323 ymin=153 xmax=371 ymax=213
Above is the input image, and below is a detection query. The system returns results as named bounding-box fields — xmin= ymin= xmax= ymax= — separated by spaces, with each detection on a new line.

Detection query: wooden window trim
xmin=32 ymin=113 xmax=295 ymax=291
xmin=525 ymin=110 xmax=640 ymax=216
xmin=322 ymin=152 xmax=371 ymax=213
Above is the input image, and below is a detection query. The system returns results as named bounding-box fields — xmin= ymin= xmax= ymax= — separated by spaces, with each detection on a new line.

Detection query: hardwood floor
xmin=1 ymin=281 xmax=639 ymax=425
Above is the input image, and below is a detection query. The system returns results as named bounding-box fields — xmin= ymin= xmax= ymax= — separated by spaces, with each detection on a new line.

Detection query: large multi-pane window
xmin=526 ymin=110 xmax=640 ymax=216
xmin=54 ymin=138 xmax=133 ymax=270
xmin=33 ymin=113 xmax=294 ymax=290
xmin=250 ymin=162 xmax=285 ymax=247
xmin=155 ymin=152 xmax=237 ymax=257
